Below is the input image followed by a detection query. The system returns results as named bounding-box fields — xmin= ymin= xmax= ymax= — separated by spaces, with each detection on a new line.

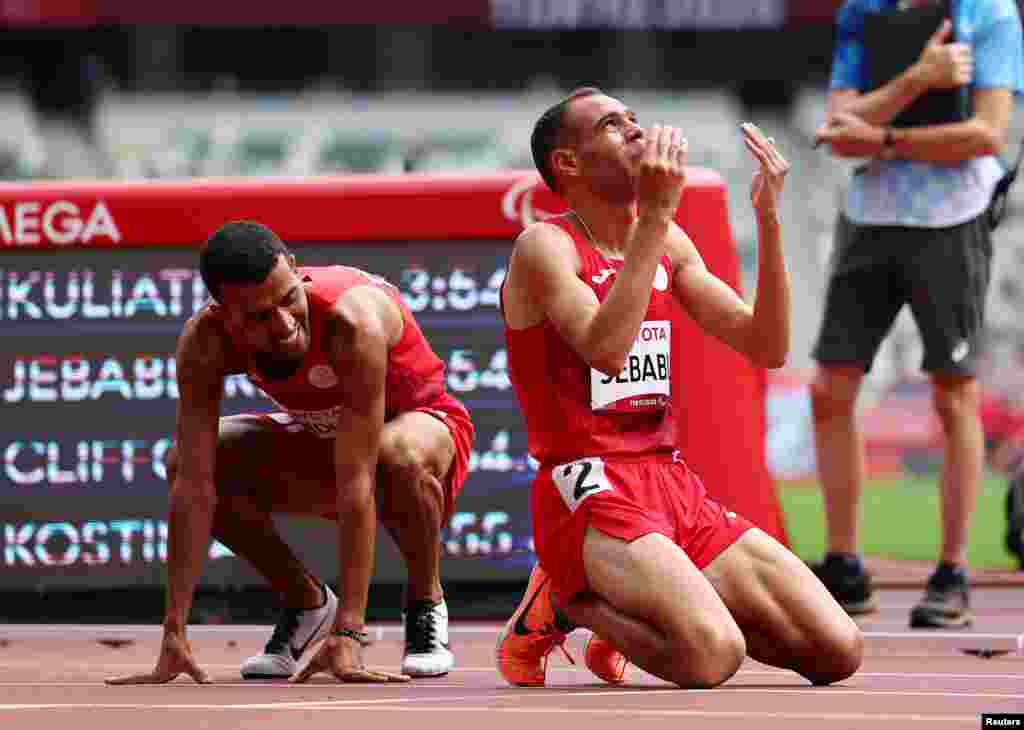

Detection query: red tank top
xmin=504 ymin=216 xmax=681 ymax=466
xmin=248 ymin=266 xmax=447 ymax=429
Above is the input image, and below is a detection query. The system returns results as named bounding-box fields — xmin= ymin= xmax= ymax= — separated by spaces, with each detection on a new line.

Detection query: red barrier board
xmin=0 ymin=168 xmax=736 ymax=248
xmin=0 ymin=170 xmax=786 ymax=590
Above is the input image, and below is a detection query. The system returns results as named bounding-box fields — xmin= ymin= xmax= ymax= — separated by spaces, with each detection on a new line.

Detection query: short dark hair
xmin=199 ymin=221 xmax=291 ymax=301
xmin=531 ymin=86 xmax=603 ymax=193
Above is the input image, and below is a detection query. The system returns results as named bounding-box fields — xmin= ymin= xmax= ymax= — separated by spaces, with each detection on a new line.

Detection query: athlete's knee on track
xmin=663 ymin=617 xmax=746 ymax=688
xmin=806 ymin=620 xmax=863 ymax=686
xmin=785 ymin=613 xmax=863 ymax=687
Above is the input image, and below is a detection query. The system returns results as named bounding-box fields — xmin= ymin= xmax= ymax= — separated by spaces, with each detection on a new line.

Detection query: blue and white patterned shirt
xmin=831 ymin=0 xmax=1024 ymax=227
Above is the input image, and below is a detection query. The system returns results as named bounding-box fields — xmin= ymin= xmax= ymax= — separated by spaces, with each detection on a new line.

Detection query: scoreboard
xmin=0 ymin=171 xmax=783 ymax=590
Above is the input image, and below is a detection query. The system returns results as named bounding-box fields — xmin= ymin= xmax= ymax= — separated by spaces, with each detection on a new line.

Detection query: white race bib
xmin=551 ymin=457 xmax=612 ymax=513
xmin=590 ymin=320 xmax=670 ymax=413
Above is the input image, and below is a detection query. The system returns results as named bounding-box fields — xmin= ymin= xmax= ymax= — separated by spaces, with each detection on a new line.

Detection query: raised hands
xmin=290 ymin=634 xmax=411 ymax=684
xmin=105 ymin=631 xmax=211 ymax=686
xmin=636 ymin=124 xmax=689 ymax=221
xmin=742 ymin=123 xmax=789 ymax=222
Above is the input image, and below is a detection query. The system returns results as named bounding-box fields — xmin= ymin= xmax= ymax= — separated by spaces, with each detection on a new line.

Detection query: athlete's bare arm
xmin=106 ymin=312 xmax=230 ymax=685
xmin=668 ymin=123 xmax=790 ymax=369
xmin=324 ymin=290 xmax=391 ymax=634
xmin=166 ymin=315 xmax=231 ymax=632
xmin=503 ymin=125 xmax=688 ymax=375
xmin=291 ymin=286 xmax=409 ymax=683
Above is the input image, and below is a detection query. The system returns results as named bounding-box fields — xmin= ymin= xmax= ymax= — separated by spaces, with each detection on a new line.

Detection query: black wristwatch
xmin=331 ymin=626 xmax=371 ymax=646
xmin=879 ymin=126 xmax=896 ymax=160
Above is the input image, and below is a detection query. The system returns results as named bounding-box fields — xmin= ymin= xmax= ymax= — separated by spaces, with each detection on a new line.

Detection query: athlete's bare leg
xmin=701 ymin=529 xmax=863 ymax=685
xmin=559 ymin=592 xmax=665 ymax=664
xmin=561 ymin=527 xmax=747 ymax=688
xmin=166 ymin=414 xmax=331 ymax=610
xmin=375 ymin=411 xmax=456 ymax=605
xmin=170 ymin=411 xmax=456 ymax=611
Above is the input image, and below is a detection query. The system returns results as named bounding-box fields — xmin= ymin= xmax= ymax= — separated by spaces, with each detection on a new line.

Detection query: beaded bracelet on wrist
xmin=331 ymin=627 xmax=371 ymax=646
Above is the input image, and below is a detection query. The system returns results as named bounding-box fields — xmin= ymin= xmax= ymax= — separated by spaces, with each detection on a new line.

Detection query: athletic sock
xmin=824 ymin=551 xmax=864 ymax=574
xmin=931 ymin=561 xmax=966 ymax=587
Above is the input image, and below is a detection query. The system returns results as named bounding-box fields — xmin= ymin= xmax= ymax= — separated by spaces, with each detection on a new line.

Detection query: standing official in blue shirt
xmin=813 ymin=0 xmax=1023 ymax=628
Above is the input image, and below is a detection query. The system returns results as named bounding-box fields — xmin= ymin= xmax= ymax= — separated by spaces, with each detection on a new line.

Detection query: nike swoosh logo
xmin=292 ymin=610 xmax=330 ymax=660
xmin=512 ymin=577 xmax=550 ymax=637
xmin=291 ymin=595 xmax=332 ymax=660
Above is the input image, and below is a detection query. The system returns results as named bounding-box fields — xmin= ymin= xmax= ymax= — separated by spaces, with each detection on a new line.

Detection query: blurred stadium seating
xmin=5 ymin=82 xmax=1024 ymax=386
xmin=2 ymin=9 xmax=1024 ymax=483
xmin=0 ymin=90 xmax=49 ymax=179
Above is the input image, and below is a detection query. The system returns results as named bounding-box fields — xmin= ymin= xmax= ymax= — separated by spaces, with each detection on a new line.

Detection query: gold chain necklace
xmin=571 ymin=209 xmax=597 ymax=245
xmin=571 ymin=209 xmax=625 ymax=260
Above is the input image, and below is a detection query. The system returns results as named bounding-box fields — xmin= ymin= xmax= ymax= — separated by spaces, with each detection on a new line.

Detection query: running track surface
xmin=0 ymin=588 xmax=1020 ymax=729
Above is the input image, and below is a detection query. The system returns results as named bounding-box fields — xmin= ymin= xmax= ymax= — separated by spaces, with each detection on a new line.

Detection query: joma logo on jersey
xmin=591 ymin=264 xmax=669 ymax=290
xmin=600 ymin=353 xmax=669 ymax=385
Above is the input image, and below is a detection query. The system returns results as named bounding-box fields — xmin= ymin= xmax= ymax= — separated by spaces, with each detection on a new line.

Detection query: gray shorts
xmin=812 ymin=213 xmax=992 ymax=376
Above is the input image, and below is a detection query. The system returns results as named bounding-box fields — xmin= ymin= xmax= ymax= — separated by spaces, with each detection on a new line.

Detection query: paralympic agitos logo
xmin=501 ymin=176 xmax=560 ymax=227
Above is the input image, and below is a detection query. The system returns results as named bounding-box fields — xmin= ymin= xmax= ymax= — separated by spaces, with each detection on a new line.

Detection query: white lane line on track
xmin=2 ymin=668 xmax=1022 ymax=680
xmin=0 ymin=700 xmax=999 ymax=724
xmin=0 ymin=696 xmax=495 ymax=711
xmin=167 ymin=706 xmax=984 ymax=723
xmin=4 ymin=624 xmax=1021 ymax=657
xmin=0 ymin=681 xmax=486 ymax=688
xmin=2 ymin=624 xmax=1021 ymax=642
xmin=1 ymin=687 xmax=1021 ymax=708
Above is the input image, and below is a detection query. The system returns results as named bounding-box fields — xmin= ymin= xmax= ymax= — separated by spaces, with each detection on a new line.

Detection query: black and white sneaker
xmin=909 ymin=567 xmax=973 ymax=629
xmin=240 ymin=583 xmax=338 ymax=679
xmin=402 ymin=598 xmax=454 ymax=677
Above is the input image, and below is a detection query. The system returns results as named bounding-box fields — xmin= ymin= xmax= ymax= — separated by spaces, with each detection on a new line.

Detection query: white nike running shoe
xmin=240 ymin=583 xmax=338 ymax=679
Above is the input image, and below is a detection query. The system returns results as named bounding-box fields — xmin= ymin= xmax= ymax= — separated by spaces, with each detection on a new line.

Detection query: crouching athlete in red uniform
xmin=496 ymin=88 xmax=862 ymax=688
xmin=107 ymin=221 xmax=474 ymax=685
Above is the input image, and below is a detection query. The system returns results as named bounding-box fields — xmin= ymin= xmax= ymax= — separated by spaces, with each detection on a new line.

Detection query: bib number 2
xmin=551 ymin=457 xmax=612 ymax=513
